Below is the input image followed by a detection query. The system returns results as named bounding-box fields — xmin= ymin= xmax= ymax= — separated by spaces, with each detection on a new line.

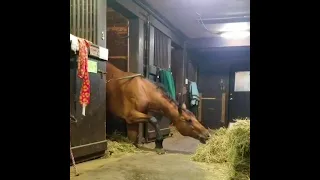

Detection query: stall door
xmin=199 ymin=72 xmax=229 ymax=129
xmin=70 ymin=55 xmax=107 ymax=160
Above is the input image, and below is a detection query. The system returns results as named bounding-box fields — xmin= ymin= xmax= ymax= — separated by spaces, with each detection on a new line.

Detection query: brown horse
xmin=105 ymin=62 xmax=210 ymax=154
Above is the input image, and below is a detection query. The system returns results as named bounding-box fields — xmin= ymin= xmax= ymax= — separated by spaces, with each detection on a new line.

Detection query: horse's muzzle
xmin=199 ymin=132 xmax=211 ymax=144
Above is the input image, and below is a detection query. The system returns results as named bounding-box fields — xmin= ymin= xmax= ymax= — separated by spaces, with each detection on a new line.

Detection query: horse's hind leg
xmin=149 ymin=116 xmax=165 ymax=155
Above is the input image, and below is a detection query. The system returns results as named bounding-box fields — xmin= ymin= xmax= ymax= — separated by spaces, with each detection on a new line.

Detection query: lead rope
xmin=70 ymin=115 xmax=79 ymax=176
xmin=106 ymin=74 xmax=143 ymax=83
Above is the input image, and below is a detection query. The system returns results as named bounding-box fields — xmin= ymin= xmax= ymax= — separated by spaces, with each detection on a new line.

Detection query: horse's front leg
xmin=125 ymin=110 xmax=151 ymax=148
xmin=148 ymin=116 xmax=165 ymax=155
xmin=126 ymin=123 xmax=140 ymax=147
xmin=126 ymin=110 xmax=152 ymax=124
xmin=126 ymin=111 xmax=165 ymax=154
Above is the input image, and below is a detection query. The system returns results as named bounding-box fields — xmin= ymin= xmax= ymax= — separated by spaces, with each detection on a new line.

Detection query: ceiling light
xmin=220 ymin=31 xmax=250 ymax=39
xmin=220 ymin=22 xmax=250 ymax=32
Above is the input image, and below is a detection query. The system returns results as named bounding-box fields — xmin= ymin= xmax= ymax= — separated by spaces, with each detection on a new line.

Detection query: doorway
xmin=228 ymin=63 xmax=250 ymax=121
xmin=105 ymin=7 xmax=129 ymax=136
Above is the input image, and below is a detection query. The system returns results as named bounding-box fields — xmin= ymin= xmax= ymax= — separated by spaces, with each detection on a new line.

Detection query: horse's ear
xmin=177 ymin=93 xmax=184 ymax=115
xmin=181 ymin=103 xmax=187 ymax=110
xmin=177 ymin=93 xmax=182 ymax=102
xmin=178 ymin=103 xmax=182 ymax=115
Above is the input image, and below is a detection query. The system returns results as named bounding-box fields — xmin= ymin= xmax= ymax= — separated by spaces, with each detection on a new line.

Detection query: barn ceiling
xmin=140 ymin=0 xmax=250 ymax=39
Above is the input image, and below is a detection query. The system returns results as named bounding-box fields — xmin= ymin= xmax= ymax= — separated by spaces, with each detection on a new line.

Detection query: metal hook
xmin=101 ymin=31 xmax=105 ymax=40
xmin=70 ymin=114 xmax=78 ymax=123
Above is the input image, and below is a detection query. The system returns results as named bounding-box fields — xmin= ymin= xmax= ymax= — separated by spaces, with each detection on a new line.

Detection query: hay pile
xmin=106 ymin=132 xmax=141 ymax=157
xmin=192 ymin=119 xmax=250 ymax=180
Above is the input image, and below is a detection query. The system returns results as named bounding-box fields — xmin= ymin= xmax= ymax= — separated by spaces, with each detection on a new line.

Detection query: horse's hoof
xmin=133 ymin=143 xmax=141 ymax=148
xmin=155 ymin=148 xmax=165 ymax=155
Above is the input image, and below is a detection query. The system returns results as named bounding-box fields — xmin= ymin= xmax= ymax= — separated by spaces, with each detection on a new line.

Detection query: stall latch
xmin=97 ymin=70 xmax=107 ymax=79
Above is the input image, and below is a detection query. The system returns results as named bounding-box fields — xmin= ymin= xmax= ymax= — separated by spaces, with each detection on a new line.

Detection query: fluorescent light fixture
xmin=220 ymin=31 xmax=250 ymax=39
xmin=220 ymin=22 xmax=250 ymax=32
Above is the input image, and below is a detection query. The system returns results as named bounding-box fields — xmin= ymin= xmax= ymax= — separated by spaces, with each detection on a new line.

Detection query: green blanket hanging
xmin=159 ymin=70 xmax=176 ymax=100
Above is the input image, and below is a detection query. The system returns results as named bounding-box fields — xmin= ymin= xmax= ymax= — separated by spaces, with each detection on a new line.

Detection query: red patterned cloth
xmin=77 ymin=38 xmax=91 ymax=115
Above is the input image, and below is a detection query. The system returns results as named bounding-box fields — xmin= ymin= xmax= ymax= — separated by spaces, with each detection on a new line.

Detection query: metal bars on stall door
xmin=70 ymin=0 xmax=97 ymax=44
xmin=153 ymin=28 xmax=171 ymax=69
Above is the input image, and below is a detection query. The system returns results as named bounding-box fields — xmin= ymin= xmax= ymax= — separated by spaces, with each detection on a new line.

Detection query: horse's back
xmin=106 ymin=76 xmax=149 ymax=118
xmin=123 ymin=77 xmax=150 ymax=110
xmin=105 ymin=62 xmax=157 ymax=117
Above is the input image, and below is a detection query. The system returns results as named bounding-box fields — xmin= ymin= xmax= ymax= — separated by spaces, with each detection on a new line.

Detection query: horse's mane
xmin=147 ymin=79 xmax=195 ymax=116
xmin=146 ymin=79 xmax=178 ymax=105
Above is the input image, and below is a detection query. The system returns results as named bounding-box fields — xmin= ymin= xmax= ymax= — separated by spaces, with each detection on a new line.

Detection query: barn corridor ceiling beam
xmin=198 ymin=15 xmax=250 ymax=24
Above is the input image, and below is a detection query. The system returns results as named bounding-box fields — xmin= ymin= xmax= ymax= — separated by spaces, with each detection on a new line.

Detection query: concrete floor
xmin=70 ymin=130 xmax=228 ymax=180
xmin=70 ymin=152 xmax=229 ymax=180
xmin=142 ymin=130 xmax=201 ymax=154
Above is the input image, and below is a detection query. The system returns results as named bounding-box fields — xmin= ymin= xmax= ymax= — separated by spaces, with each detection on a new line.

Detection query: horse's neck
xmin=106 ymin=62 xmax=135 ymax=78
xmin=151 ymin=93 xmax=179 ymax=121
xmin=107 ymin=63 xmax=124 ymax=74
xmin=106 ymin=62 xmax=128 ymax=79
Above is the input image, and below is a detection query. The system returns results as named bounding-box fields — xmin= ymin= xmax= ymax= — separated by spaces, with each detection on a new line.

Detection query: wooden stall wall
xmin=107 ymin=7 xmax=129 ymax=71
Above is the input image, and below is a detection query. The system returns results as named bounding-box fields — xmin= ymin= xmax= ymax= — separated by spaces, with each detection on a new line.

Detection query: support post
xmin=128 ymin=17 xmax=145 ymax=143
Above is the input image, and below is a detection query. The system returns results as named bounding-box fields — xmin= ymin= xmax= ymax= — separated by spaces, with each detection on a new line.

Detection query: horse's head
xmin=173 ymin=103 xmax=211 ymax=144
